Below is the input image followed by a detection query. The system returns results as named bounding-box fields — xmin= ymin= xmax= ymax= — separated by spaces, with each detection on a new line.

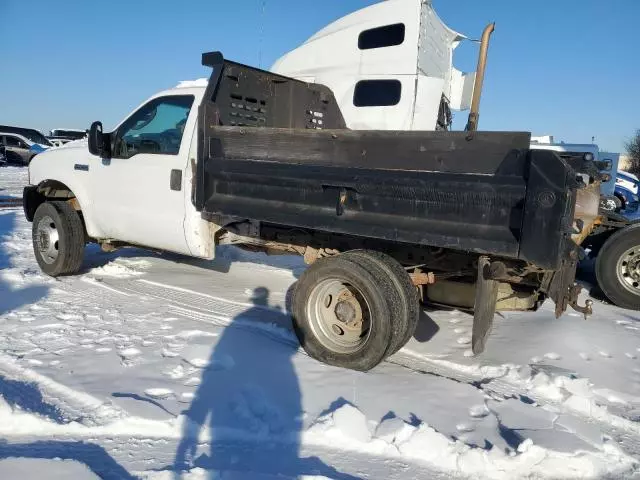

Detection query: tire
xmin=32 ymin=201 xmax=85 ymax=277
xmin=343 ymin=250 xmax=419 ymax=356
xmin=613 ymin=195 xmax=623 ymax=211
xmin=291 ymin=255 xmax=392 ymax=371
xmin=595 ymin=225 xmax=640 ymax=310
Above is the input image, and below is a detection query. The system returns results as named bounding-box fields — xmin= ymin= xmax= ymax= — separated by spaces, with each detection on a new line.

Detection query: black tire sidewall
xmin=367 ymin=251 xmax=420 ymax=353
xmin=292 ymin=257 xmax=391 ymax=371
xmin=343 ymin=250 xmax=419 ymax=356
xmin=595 ymin=225 xmax=640 ymax=310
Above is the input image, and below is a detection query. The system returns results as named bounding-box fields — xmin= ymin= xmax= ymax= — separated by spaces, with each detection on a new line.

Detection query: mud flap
xmin=472 ymin=256 xmax=499 ymax=355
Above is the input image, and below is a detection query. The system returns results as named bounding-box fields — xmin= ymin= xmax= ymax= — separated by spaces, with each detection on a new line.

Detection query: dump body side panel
xmin=200 ymin=127 xmax=530 ymax=257
xmin=195 ymin=55 xmax=583 ymax=271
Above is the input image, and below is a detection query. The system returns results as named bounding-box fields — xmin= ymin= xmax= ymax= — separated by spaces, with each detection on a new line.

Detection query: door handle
xmin=170 ymin=170 xmax=182 ymax=191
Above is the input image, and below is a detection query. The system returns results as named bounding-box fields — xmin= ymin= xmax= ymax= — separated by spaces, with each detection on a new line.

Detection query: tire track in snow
xmin=0 ymin=353 xmax=127 ymax=426
xmin=112 ymin=278 xmax=299 ymax=347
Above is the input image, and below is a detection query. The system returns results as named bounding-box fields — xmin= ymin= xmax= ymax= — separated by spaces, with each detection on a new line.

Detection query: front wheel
xmin=32 ymin=201 xmax=85 ymax=277
xmin=595 ymin=225 xmax=640 ymax=310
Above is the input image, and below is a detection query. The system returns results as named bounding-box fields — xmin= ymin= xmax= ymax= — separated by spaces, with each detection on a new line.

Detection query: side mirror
xmin=88 ymin=121 xmax=110 ymax=158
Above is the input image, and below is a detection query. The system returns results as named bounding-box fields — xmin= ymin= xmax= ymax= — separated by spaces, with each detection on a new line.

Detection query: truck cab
xmin=27 ymin=81 xmax=209 ymax=257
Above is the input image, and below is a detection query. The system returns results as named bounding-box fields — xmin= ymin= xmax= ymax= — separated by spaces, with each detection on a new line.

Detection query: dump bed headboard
xmin=201 ymin=52 xmax=346 ymax=130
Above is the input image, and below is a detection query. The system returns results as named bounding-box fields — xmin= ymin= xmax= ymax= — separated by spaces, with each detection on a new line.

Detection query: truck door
xmin=91 ymin=94 xmax=195 ymax=254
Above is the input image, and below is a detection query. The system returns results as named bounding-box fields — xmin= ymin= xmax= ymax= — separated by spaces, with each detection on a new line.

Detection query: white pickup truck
xmin=23 ymin=0 xmax=606 ymax=370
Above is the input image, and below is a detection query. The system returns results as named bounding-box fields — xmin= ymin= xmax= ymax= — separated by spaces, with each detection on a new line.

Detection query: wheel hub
xmin=306 ymin=278 xmax=371 ymax=354
xmin=36 ymin=215 xmax=60 ymax=265
xmin=334 ymin=300 xmax=356 ymax=324
xmin=333 ymin=290 xmax=363 ymax=329
xmin=39 ymin=232 xmax=50 ymax=250
xmin=616 ymin=247 xmax=640 ymax=293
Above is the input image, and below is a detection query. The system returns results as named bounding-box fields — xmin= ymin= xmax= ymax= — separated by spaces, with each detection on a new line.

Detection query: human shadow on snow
xmin=173 ymin=287 xmax=357 ymax=479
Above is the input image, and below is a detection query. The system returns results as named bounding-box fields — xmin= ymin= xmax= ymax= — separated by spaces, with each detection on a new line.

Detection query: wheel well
xmin=24 ymin=180 xmax=81 ymax=222
xmin=37 ymin=180 xmax=76 ymax=199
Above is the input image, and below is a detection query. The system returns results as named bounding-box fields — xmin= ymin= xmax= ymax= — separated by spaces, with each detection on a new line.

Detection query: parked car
xmin=0 ymin=146 xmax=6 ymax=166
xmin=0 ymin=125 xmax=52 ymax=148
xmin=0 ymin=132 xmax=48 ymax=165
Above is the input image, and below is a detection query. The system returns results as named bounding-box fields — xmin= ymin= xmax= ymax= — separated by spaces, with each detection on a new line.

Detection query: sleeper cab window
xmin=358 ymin=23 xmax=406 ymax=50
xmin=353 ymin=80 xmax=402 ymax=107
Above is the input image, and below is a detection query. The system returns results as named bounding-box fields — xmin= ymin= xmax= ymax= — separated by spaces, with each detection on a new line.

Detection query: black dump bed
xmin=194 ymin=52 xmax=583 ymax=271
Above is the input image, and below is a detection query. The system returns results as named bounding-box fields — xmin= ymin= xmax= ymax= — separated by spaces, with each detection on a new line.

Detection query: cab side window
xmin=112 ymin=95 xmax=194 ymax=159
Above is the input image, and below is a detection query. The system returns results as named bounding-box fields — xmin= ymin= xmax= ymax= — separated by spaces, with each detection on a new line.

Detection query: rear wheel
xmin=342 ymin=250 xmax=419 ymax=356
xmin=596 ymin=225 xmax=640 ymax=310
xmin=32 ymin=201 xmax=85 ymax=277
xmin=292 ymin=255 xmax=391 ymax=371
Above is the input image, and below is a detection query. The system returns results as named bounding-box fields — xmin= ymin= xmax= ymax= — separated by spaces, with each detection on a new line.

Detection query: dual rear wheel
xmin=291 ymin=250 xmax=419 ymax=371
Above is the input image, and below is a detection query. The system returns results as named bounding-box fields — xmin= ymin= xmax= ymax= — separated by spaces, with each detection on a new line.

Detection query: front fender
xmin=28 ymin=146 xmax=104 ymax=239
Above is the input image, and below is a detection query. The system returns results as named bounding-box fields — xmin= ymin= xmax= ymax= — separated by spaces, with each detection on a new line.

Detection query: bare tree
xmin=625 ymin=129 xmax=640 ymax=175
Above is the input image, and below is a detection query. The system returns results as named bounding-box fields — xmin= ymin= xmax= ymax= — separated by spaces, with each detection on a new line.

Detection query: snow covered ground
xmin=0 ymin=166 xmax=26 ymax=202
xmin=0 ymin=166 xmax=639 ymax=479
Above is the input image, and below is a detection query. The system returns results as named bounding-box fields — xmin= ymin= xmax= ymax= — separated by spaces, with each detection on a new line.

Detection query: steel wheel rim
xmin=36 ymin=215 xmax=60 ymax=264
xmin=306 ymin=278 xmax=372 ymax=354
xmin=616 ymin=246 xmax=640 ymax=294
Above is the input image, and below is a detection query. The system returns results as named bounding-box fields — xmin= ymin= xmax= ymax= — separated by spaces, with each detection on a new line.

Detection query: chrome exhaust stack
xmin=465 ymin=23 xmax=496 ymax=132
